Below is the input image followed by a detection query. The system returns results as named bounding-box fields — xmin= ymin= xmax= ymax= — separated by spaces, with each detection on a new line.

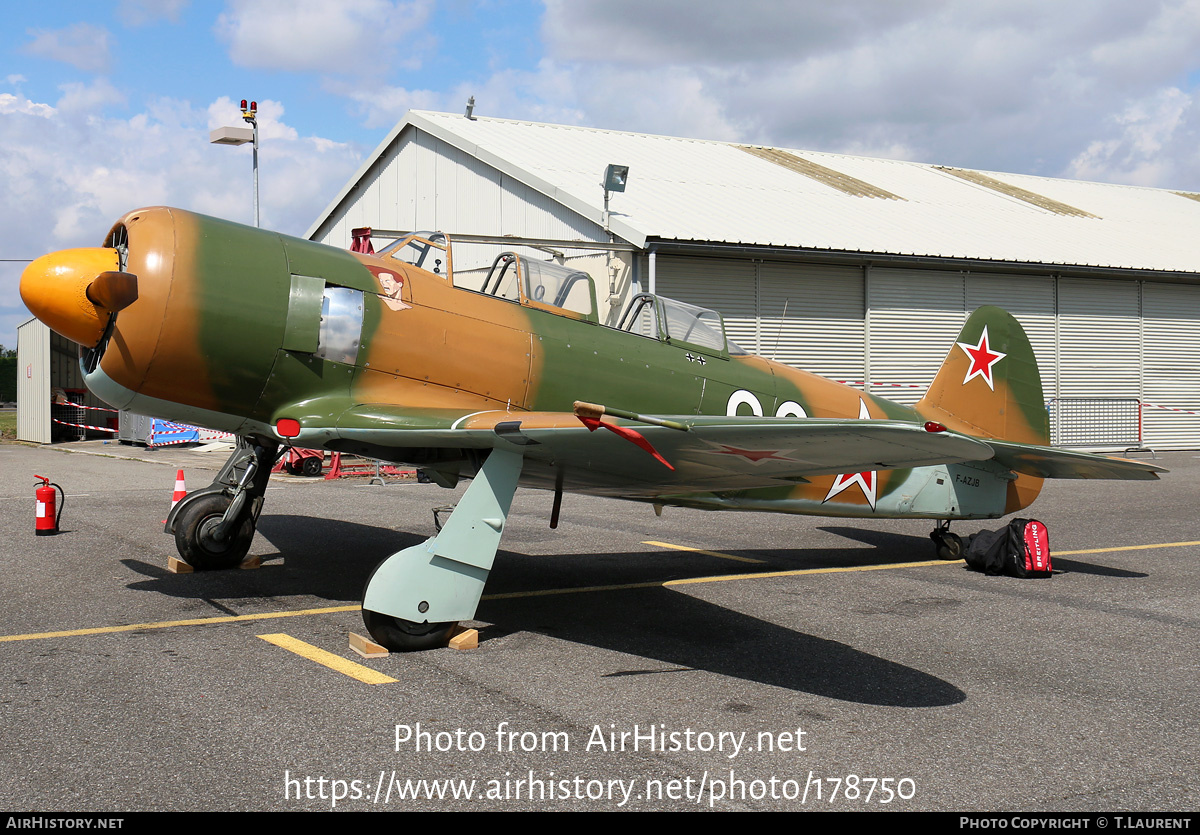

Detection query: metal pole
xmin=251 ymin=118 xmax=260 ymax=228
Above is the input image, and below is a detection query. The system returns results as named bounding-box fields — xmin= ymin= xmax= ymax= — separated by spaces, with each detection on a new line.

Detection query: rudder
xmin=916 ymin=306 xmax=1049 ymax=446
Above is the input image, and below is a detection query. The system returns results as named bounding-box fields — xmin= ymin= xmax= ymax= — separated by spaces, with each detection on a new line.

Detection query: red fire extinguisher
xmin=34 ymin=475 xmax=64 ymax=536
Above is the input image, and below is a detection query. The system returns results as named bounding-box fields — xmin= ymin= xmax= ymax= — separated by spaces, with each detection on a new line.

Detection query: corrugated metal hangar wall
xmin=653 ymin=256 xmax=1200 ymax=449
xmin=310 ymin=115 xmax=1200 ymax=451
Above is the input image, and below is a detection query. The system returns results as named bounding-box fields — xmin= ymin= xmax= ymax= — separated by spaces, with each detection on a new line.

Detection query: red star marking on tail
xmin=956 ymin=325 xmax=1006 ymax=391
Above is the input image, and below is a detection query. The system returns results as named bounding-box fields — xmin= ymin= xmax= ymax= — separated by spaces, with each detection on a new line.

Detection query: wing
xmin=326 ymin=404 xmax=997 ymax=495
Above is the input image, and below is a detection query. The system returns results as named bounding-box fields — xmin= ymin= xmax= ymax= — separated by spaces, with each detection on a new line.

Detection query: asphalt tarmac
xmin=1 ymin=441 xmax=1196 ymax=812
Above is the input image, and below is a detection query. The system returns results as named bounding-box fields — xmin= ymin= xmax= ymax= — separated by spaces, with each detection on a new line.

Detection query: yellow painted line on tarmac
xmin=664 ymin=558 xmax=956 ymax=586
xmin=643 ymin=540 xmax=766 ymax=564
xmin=257 ymin=633 xmax=396 ymax=685
xmin=482 ymin=581 xmax=663 ymax=600
xmin=1053 ymin=540 xmax=1200 ymax=556
xmin=0 ymin=605 xmax=357 ymax=643
xmin=4 ymin=540 xmax=1196 ymax=645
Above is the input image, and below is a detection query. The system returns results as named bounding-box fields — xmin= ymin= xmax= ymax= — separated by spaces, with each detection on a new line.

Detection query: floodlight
xmin=603 ymin=164 xmax=629 ymax=193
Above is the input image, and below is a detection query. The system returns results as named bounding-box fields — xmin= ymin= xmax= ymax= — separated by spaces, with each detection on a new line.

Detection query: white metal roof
xmin=310 ymin=110 xmax=1200 ymax=274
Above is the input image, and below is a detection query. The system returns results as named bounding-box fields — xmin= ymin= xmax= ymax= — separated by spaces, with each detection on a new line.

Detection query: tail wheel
xmin=174 ymin=493 xmax=255 ymax=570
xmin=932 ymin=530 xmax=964 ymax=560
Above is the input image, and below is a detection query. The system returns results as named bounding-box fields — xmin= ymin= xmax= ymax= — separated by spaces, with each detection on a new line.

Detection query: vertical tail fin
xmin=916 ymin=306 xmax=1049 ymax=446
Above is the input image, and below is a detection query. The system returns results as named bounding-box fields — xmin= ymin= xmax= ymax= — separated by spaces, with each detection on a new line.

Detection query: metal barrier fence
xmin=1047 ymin=397 xmax=1146 ymax=452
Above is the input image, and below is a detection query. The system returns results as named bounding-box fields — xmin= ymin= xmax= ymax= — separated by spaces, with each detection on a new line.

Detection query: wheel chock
xmin=349 ymin=632 xmax=389 ymax=658
xmin=167 ymin=555 xmax=263 ymax=573
xmin=448 ymin=626 xmax=479 ymax=651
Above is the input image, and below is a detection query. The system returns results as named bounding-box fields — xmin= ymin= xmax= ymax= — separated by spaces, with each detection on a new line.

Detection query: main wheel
xmin=174 ymin=493 xmax=255 ymax=570
xmin=301 ymin=456 xmax=323 ymax=477
xmin=933 ymin=531 xmax=964 ymax=560
xmin=361 ymin=559 xmax=455 ymax=651
xmin=362 ymin=609 xmax=456 ymax=652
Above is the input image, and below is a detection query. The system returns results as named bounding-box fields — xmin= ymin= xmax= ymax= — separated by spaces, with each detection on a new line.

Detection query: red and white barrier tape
xmin=1141 ymin=401 xmax=1200 ymax=417
xmin=834 ymin=380 xmax=926 ymax=390
xmin=57 ymin=397 xmax=118 ymax=413
xmin=148 ymin=436 xmax=193 ymax=448
xmin=52 ymin=418 xmax=117 ymax=433
xmin=838 ymin=382 xmax=1199 ymax=418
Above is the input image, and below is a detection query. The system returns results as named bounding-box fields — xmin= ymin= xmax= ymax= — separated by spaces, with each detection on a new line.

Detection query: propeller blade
xmin=86 ymin=271 xmax=139 ymax=312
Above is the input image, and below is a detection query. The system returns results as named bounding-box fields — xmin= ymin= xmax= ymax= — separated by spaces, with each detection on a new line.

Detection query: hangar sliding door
xmin=1141 ymin=282 xmax=1200 ymax=448
xmin=657 ymin=255 xmax=1200 ymax=449
xmin=654 ymin=256 xmax=864 ymax=382
xmin=865 ymin=269 xmax=1057 ymax=408
xmin=654 ymin=257 xmax=758 ymax=351
xmin=865 ymin=268 xmax=966 ymax=405
xmin=1056 ymin=279 xmax=1140 ymax=400
xmin=757 ymin=263 xmax=864 ymax=382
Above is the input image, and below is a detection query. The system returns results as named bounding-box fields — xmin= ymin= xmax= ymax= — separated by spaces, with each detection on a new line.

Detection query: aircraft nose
xmin=20 ymin=248 xmax=138 ymax=348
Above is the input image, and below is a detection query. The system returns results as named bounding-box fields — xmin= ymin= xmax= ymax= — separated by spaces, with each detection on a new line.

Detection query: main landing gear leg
xmin=930 ymin=519 xmax=964 ymax=560
xmin=362 ymin=449 xmax=524 ymax=652
xmin=165 ymin=437 xmax=280 ymax=570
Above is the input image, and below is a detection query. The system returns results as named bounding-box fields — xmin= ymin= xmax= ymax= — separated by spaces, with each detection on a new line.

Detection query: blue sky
xmin=4 ymin=0 xmax=1200 ymax=349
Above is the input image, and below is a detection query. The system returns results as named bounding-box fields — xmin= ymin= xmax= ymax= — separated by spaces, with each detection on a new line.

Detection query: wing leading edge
xmin=322 ymin=403 xmax=1164 ymax=491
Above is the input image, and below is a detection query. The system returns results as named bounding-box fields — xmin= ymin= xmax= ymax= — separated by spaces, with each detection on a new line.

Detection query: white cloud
xmin=0 ymin=93 xmax=55 ymax=118
xmin=339 ymin=82 xmax=454 ymax=129
xmin=542 ymin=0 xmax=943 ymax=66
xmin=55 ymin=79 xmax=127 ymax=114
xmin=119 ymin=0 xmax=189 ymax=26
xmin=1067 ymin=87 xmax=1199 ymax=187
xmin=24 ymin=23 xmax=113 ymax=74
xmin=216 ymin=0 xmax=433 ymax=76
xmin=0 ymin=88 xmax=365 ymax=348
xmin=473 ymin=0 xmax=1200 ymax=190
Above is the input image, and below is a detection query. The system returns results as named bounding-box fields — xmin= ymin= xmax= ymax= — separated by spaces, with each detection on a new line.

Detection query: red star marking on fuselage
xmin=824 ymin=470 xmax=877 ymax=509
xmin=956 ymin=325 xmax=1007 ymax=391
xmin=823 ymin=398 xmax=878 ymax=510
xmin=703 ymin=444 xmax=796 ymax=464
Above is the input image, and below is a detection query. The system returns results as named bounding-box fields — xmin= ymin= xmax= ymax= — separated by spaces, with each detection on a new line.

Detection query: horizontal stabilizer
xmin=986 ymin=440 xmax=1165 ymax=480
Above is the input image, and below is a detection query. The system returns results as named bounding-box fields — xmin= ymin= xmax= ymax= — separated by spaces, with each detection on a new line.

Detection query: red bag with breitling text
xmin=964 ymin=519 xmax=1052 ymax=578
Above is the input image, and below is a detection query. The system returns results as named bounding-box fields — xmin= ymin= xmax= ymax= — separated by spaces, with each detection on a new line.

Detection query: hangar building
xmin=308 ymin=111 xmax=1200 ymax=450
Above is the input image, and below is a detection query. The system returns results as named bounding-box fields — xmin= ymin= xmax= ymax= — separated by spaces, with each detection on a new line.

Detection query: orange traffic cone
xmin=164 ymin=469 xmax=186 ymax=523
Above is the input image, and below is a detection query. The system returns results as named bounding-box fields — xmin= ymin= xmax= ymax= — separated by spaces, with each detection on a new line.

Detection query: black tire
xmin=173 ymin=493 xmax=255 ymax=570
xmin=362 ymin=608 xmax=456 ymax=652
xmin=360 ymin=559 xmax=455 ymax=651
xmin=935 ymin=531 xmax=964 ymax=560
xmin=301 ymin=456 xmax=323 ymax=477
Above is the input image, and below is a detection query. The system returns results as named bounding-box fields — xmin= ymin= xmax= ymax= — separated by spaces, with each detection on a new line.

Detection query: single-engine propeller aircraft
xmin=21 ymin=207 xmax=1165 ymax=650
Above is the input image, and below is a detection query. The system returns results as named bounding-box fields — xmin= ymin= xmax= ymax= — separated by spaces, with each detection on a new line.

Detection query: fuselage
xmin=25 ymin=207 xmax=1043 ymax=519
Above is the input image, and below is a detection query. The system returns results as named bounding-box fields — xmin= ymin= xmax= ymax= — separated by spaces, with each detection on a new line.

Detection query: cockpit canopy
xmin=482 ymin=253 xmax=597 ymax=320
xmin=379 ymin=231 xmax=452 ymax=277
xmin=618 ymin=293 xmax=743 ymax=355
xmin=379 ymin=234 xmax=739 ymax=357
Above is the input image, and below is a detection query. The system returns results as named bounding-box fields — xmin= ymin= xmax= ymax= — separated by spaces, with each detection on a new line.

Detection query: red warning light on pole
xmin=240 ymin=99 xmax=247 ymax=110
